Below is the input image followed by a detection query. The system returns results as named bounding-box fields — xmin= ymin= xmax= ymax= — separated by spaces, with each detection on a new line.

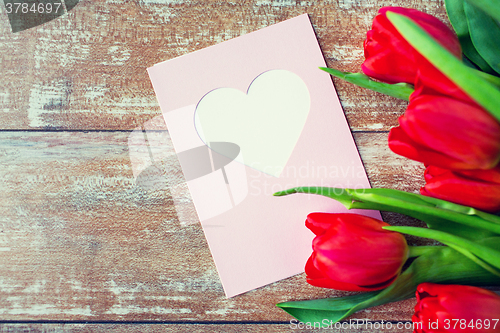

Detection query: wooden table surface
xmin=0 ymin=0 xmax=452 ymax=331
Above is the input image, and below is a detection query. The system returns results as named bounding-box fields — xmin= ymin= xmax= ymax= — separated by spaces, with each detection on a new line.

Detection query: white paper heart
xmin=194 ymin=70 xmax=310 ymax=177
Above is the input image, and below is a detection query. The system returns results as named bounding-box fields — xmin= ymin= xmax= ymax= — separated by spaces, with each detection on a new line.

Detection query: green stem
xmin=445 ymin=242 xmax=500 ymax=278
xmin=320 ymin=67 xmax=414 ymax=100
xmin=354 ymin=193 xmax=500 ymax=234
xmin=277 ymin=246 xmax=500 ymax=324
xmin=408 ymin=246 xmax=439 ymax=257
xmin=274 ymin=187 xmax=500 ymax=239
xmin=473 ymin=68 xmax=500 ymax=87
xmin=385 ymin=226 xmax=500 ymax=271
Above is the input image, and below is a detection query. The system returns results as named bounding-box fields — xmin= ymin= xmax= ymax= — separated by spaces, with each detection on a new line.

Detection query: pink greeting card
xmin=147 ymin=14 xmax=380 ymax=297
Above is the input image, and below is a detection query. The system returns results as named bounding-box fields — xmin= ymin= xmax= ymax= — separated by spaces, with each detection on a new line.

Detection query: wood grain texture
xmin=0 ymin=131 xmax=424 ymax=321
xmin=0 ymin=0 xmax=450 ymax=130
xmin=0 ymin=0 xmax=453 ymax=327
xmin=0 ymin=323 xmax=415 ymax=332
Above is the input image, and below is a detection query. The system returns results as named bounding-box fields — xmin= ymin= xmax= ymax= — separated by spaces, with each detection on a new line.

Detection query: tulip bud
xmin=362 ymin=7 xmax=461 ymax=84
xmin=413 ymin=283 xmax=500 ymax=333
xmin=388 ymin=94 xmax=500 ymax=170
xmin=420 ymin=165 xmax=500 ymax=213
xmin=305 ymin=213 xmax=408 ymax=291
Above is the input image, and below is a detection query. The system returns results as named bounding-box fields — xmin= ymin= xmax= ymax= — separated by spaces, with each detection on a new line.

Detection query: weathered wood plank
xmin=0 ymin=0 xmax=448 ymax=324
xmin=0 ymin=0 xmax=449 ymax=130
xmin=0 ymin=323 xmax=415 ymax=333
xmin=0 ymin=130 xmax=424 ymax=321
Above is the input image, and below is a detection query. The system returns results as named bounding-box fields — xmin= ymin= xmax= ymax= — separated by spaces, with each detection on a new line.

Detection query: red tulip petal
xmin=378 ymin=7 xmax=461 ymax=58
xmin=305 ymin=254 xmax=391 ymax=292
xmin=361 ymin=11 xmax=417 ymax=84
xmin=414 ymin=66 xmax=471 ymax=102
xmin=305 ymin=212 xmax=338 ymax=236
xmin=311 ymin=215 xmax=407 ymax=288
xmin=362 ymin=6 xmax=461 ymax=85
xmin=421 ymin=170 xmax=500 ymax=212
xmin=391 ymin=94 xmax=500 ymax=170
xmin=402 ymin=96 xmax=500 ymax=165
xmin=388 ymin=126 xmax=425 ymax=162
xmin=414 ymin=283 xmax=500 ymax=330
xmin=389 ymin=126 xmax=473 ymax=169
xmin=455 ymin=166 xmax=500 ymax=184
xmin=305 ymin=214 xmax=408 ymax=292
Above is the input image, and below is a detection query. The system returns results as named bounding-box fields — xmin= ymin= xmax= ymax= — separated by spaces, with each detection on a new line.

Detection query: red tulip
xmin=421 ymin=165 xmax=500 ymax=213
xmin=413 ymin=283 xmax=500 ymax=333
xmin=305 ymin=213 xmax=408 ymax=291
xmin=412 ymin=65 xmax=472 ymax=103
xmin=362 ymin=7 xmax=461 ymax=84
xmin=388 ymin=93 xmax=500 ymax=170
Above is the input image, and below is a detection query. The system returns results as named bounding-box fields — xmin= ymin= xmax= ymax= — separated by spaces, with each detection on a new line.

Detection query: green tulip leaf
xmin=346 ymin=192 xmax=500 ymax=240
xmin=463 ymin=2 xmax=500 ymax=75
xmin=444 ymin=242 xmax=500 ymax=278
xmin=479 ymin=237 xmax=500 ymax=251
xmin=408 ymin=245 xmax=440 ymax=257
xmin=465 ymin=0 xmax=500 ymax=25
xmin=319 ymin=67 xmax=414 ymax=100
xmin=277 ymin=246 xmax=500 ymax=324
xmin=464 ymin=3 xmax=500 ymax=68
xmin=273 ymin=187 xmax=500 ymax=240
xmin=462 ymin=56 xmax=480 ymax=70
xmin=386 ymin=12 xmax=500 ymax=123
xmin=277 ymin=291 xmax=381 ymax=325
xmin=473 ymin=69 xmax=500 ymax=88
xmin=444 ymin=0 xmax=496 ymax=73
xmin=384 ymin=226 xmax=500 ymax=272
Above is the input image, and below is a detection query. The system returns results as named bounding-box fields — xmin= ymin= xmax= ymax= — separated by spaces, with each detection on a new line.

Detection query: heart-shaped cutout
xmin=194 ymin=70 xmax=310 ymax=177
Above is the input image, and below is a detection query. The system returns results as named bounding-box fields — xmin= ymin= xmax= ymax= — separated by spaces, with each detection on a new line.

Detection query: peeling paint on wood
xmin=0 ymin=0 xmax=449 ymax=130
xmin=0 ymin=0 xmax=451 ymax=327
xmin=0 ymin=131 xmax=425 ymax=322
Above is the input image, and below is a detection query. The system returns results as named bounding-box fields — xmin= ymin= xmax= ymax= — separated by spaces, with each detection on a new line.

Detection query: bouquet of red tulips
xmin=275 ymin=0 xmax=500 ymax=331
